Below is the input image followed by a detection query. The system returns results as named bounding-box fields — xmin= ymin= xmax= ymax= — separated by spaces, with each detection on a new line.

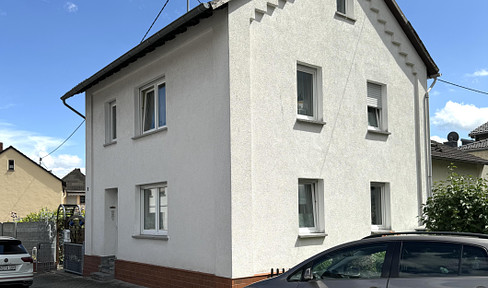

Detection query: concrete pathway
xmin=31 ymin=270 xmax=146 ymax=288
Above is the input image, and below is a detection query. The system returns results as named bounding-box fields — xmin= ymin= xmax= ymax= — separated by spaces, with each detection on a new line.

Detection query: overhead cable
xmin=438 ymin=78 xmax=488 ymax=96
xmin=141 ymin=0 xmax=171 ymax=43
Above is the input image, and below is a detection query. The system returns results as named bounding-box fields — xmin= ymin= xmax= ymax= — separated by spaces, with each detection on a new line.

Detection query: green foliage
xmin=19 ymin=207 xmax=57 ymax=223
xmin=421 ymin=166 xmax=488 ymax=233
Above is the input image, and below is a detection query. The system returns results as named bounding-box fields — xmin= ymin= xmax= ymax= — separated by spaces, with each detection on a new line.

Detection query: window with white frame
xmin=367 ymin=82 xmax=387 ymax=131
xmin=297 ymin=64 xmax=322 ymax=121
xmin=140 ymin=184 xmax=168 ymax=235
xmin=105 ymin=100 xmax=117 ymax=143
xmin=371 ymin=182 xmax=390 ymax=231
xmin=336 ymin=0 xmax=354 ymax=18
xmin=298 ymin=179 xmax=324 ymax=234
xmin=140 ymin=79 xmax=166 ymax=134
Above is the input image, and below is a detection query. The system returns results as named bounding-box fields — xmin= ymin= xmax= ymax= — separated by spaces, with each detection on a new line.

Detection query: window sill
xmin=103 ymin=141 xmax=117 ymax=147
xmin=367 ymin=129 xmax=391 ymax=136
xmin=132 ymin=126 xmax=168 ymax=140
xmin=296 ymin=118 xmax=327 ymax=126
xmin=132 ymin=234 xmax=169 ymax=241
xmin=335 ymin=11 xmax=356 ymax=23
xmin=298 ymin=232 xmax=328 ymax=239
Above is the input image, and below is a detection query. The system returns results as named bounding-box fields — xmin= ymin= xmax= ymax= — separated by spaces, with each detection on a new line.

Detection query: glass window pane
xmin=143 ymin=188 xmax=156 ymax=230
xmin=111 ymin=103 xmax=117 ymax=139
xmin=337 ymin=0 xmax=346 ymax=14
xmin=461 ymin=245 xmax=488 ymax=276
xmin=158 ymin=84 xmax=166 ymax=127
xmin=313 ymin=244 xmax=387 ymax=279
xmin=371 ymin=185 xmax=382 ymax=225
xmin=399 ymin=242 xmax=460 ymax=277
xmin=297 ymin=70 xmax=314 ymax=117
xmin=159 ymin=187 xmax=167 ymax=231
xmin=143 ymin=90 xmax=155 ymax=132
xmin=299 ymin=183 xmax=315 ymax=228
xmin=368 ymin=107 xmax=379 ymax=128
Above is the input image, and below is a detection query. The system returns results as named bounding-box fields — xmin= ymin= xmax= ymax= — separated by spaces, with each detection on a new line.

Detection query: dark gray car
xmin=246 ymin=232 xmax=488 ymax=288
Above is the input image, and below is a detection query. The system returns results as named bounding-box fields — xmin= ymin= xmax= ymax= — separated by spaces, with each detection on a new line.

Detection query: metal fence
xmin=64 ymin=243 xmax=84 ymax=275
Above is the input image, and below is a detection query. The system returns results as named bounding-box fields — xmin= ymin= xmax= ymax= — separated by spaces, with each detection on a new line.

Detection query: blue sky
xmin=0 ymin=0 xmax=487 ymax=177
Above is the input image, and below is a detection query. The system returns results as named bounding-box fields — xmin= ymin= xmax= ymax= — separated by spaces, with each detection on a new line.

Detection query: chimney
xmin=0 ymin=142 xmax=3 ymax=151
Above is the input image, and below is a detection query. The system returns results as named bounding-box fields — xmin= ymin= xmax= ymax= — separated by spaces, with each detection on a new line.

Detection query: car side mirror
xmin=303 ymin=268 xmax=313 ymax=281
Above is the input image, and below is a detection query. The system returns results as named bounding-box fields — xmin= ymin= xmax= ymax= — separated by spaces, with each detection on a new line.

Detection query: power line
xmin=141 ymin=0 xmax=171 ymax=43
xmin=438 ymin=78 xmax=488 ymax=96
xmin=39 ymin=119 xmax=85 ymax=164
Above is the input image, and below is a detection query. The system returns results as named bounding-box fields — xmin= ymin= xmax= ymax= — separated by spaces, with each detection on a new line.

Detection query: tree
xmin=421 ymin=166 xmax=488 ymax=233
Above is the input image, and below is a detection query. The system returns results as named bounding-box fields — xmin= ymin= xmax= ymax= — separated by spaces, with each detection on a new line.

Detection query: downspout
xmin=63 ymin=98 xmax=86 ymax=119
xmin=424 ymin=74 xmax=441 ymax=199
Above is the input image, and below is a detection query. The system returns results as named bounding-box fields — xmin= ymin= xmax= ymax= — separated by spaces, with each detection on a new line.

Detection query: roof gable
xmin=61 ymin=0 xmax=439 ymax=101
xmin=62 ymin=168 xmax=86 ymax=191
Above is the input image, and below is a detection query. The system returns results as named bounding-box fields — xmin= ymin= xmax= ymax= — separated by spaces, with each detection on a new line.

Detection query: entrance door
xmin=104 ymin=188 xmax=118 ymax=256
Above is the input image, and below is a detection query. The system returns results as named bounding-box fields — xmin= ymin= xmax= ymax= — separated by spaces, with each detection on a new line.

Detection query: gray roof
xmin=431 ymin=141 xmax=488 ymax=165
xmin=62 ymin=168 xmax=86 ymax=192
xmin=459 ymin=138 xmax=488 ymax=152
xmin=469 ymin=121 xmax=488 ymax=138
xmin=61 ymin=0 xmax=439 ymax=101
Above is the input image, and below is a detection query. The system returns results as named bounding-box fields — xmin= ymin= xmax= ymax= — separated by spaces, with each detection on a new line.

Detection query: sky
xmin=0 ymin=0 xmax=487 ymax=177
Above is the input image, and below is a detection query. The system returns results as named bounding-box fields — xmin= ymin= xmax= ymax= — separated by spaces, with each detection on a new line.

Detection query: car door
xmin=296 ymin=242 xmax=392 ymax=288
xmin=388 ymin=241 xmax=488 ymax=288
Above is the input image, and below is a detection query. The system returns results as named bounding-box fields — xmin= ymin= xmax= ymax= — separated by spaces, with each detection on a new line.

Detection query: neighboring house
xmin=0 ymin=142 xmax=64 ymax=222
xmin=460 ymin=121 xmax=488 ymax=161
xmin=61 ymin=0 xmax=439 ymax=287
xmin=62 ymin=168 xmax=86 ymax=209
xmin=431 ymin=140 xmax=488 ymax=184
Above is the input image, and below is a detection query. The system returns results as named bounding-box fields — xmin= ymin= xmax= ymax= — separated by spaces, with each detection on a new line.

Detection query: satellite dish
xmin=447 ymin=131 xmax=459 ymax=142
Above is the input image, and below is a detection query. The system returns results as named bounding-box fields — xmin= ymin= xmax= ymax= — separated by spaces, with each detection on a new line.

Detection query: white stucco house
xmin=61 ymin=0 xmax=439 ymax=286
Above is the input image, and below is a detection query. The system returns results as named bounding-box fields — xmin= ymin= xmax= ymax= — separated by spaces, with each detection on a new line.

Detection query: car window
xmin=399 ymin=242 xmax=460 ymax=277
xmin=0 ymin=241 xmax=27 ymax=255
xmin=461 ymin=245 xmax=488 ymax=276
xmin=311 ymin=243 xmax=388 ymax=279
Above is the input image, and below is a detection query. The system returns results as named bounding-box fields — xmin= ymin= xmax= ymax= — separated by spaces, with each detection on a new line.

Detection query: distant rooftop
xmin=431 ymin=140 xmax=488 ymax=165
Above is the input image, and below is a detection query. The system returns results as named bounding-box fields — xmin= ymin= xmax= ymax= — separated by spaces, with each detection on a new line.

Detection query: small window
xmin=80 ymin=196 xmax=86 ymax=205
xmin=105 ymin=100 xmax=117 ymax=143
xmin=371 ymin=182 xmax=390 ymax=231
xmin=399 ymin=242 xmax=461 ymax=277
xmin=141 ymin=184 xmax=168 ymax=235
xmin=312 ymin=243 xmax=388 ymax=279
xmin=140 ymin=80 xmax=166 ymax=134
xmin=297 ymin=64 xmax=322 ymax=122
xmin=8 ymin=160 xmax=14 ymax=171
xmin=298 ymin=179 xmax=324 ymax=234
xmin=336 ymin=0 xmax=354 ymax=18
xmin=367 ymin=82 xmax=387 ymax=132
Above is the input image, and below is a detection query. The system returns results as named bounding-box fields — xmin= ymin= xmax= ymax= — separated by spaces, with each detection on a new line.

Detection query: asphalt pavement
xmin=30 ymin=270 xmax=146 ymax=288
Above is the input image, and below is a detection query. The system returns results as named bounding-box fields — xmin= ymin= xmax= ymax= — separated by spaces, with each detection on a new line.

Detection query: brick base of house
xmin=83 ymin=255 xmax=268 ymax=288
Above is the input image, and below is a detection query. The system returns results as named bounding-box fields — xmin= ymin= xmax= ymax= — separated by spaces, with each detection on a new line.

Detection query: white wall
xmin=85 ymin=8 xmax=232 ymax=277
xmin=228 ymin=0 xmax=429 ymax=277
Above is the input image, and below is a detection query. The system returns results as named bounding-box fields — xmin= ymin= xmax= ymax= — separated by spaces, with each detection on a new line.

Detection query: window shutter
xmin=367 ymin=82 xmax=382 ymax=108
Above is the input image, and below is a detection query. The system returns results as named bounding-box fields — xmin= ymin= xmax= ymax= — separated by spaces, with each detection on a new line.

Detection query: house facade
xmin=0 ymin=143 xmax=64 ymax=222
xmin=62 ymin=168 xmax=86 ymax=209
xmin=431 ymin=140 xmax=488 ymax=184
xmin=61 ymin=0 xmax=439 ymax=287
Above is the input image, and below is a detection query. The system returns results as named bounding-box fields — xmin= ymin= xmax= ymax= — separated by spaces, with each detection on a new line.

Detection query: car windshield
xmin=0 ymin=240 xmax=28 ymax=255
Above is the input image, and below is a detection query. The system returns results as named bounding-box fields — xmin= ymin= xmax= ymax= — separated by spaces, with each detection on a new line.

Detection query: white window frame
xmin=297 ymin=63 xmax=322 ymax=122
xmin=138 ymin=78 xmax=166 ymax=135
xmin=105 ymin=100 xmax=117 ymax=143
xmin=298 ymin=179 xmax=325 ymax=235
xmin=336 ymin=0 xmax=354 ymax=18
xmin=140 ymin=183 xmax=168 ymax=236
xmin=367 ymin=82 xmax=387 ymax=132
xmin=370 ymin=182 xmax=391 ymax=231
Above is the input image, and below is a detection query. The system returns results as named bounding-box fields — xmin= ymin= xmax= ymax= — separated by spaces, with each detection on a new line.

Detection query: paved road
xmin=30 ymin=270 xmax=146 ymax=288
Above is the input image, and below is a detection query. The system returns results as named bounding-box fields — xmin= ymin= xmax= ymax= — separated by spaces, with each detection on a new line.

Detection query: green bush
xmin=420 ymin=166 xmax=488 ymax=233
xmin=19 ymin=207 xmax=57 ymax=223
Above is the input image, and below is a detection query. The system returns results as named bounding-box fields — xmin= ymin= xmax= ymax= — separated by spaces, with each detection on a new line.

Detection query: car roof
xmin=361 ymin=231 xmax=488 ymax=247
xmin=0 ymin=236 xmax=18 ymax=241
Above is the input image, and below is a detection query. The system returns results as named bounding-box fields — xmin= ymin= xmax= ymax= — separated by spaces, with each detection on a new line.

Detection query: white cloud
xmin=0 ymin=125 xmax=83 ymax=178
xmin=431 ymin=135 xmax=447 ymax=143
xmin=64 ymin=2 xmax=78 ymax=13
xmin=467 ymin=69 xmax=488 ymax=77
xmin=432 ymin=101 xmax=488 ymax=131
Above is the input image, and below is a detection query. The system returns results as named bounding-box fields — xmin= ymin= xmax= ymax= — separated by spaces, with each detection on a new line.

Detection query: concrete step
xmin=91 ymin=272 xmax=115 ymax=282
